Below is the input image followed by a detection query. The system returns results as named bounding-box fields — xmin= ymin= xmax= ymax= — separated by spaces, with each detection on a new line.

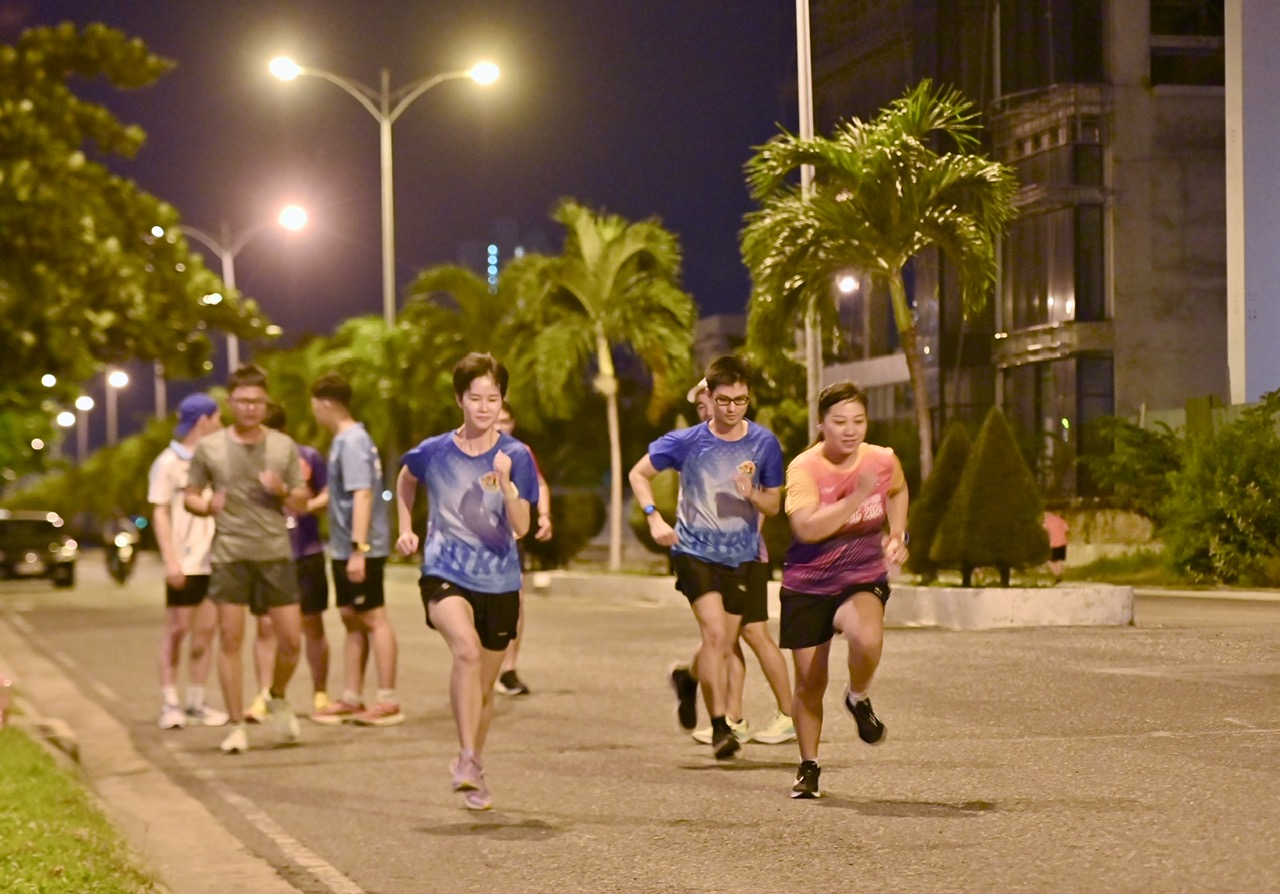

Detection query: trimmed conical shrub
xmin=906 ymin=421 xmax=972 ymax=581
xmin=931 ymin=407 xmax=1049 ymax=586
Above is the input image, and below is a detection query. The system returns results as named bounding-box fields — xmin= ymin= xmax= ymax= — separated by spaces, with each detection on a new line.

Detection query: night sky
xmin=5 ymin=1 xmax=799 ymax=349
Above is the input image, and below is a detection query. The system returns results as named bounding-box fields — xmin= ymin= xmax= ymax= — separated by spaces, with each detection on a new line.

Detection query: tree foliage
xmin=906 ymin=420 xmax=971 ymax=580
xmin=1160 ymin=391 xmax=1280 ymax=585
xmin=931 ymin=407 xmax=1048 ymax=586
xmin=1080 ymin=417 xmax=1182 ymax=523
xmin=0 ymin=23 xmax=269 ymax=415
xmin=740 ymin=79 xmax=1017 ymax=476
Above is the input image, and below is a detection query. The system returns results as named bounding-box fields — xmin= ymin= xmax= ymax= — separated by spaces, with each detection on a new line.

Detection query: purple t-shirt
xmin=288 ymin=444 xmax=327 ymax=559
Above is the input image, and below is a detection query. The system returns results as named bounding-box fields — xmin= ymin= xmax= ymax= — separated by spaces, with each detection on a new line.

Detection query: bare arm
xmin=395 ymin=466 xmax=420 ymax=556
xmin=739 ymin=482 xmax=782 ymax=517
xmin=788 ymin=464 xmax=880 ymax=543
xmin=882 ymin=484 xmax=910 ymax=565
xmin=629 ymin=454 xmax=677 ymax=547
xmin=534 ymin=472 xmax=553 ymax=540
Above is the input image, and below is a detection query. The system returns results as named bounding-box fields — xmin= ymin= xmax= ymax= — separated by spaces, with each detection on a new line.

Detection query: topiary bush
xmin=931 ymin=407 xmax=1048 ymax=586
xmin=522 ymin=487 xmax=606 ymax=570
xmin=906 ymin=421 xmax=971 ymax=582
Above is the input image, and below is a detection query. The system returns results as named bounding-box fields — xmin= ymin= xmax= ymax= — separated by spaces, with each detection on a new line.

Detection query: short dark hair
xmin=310 ymin=372 xmax=352 ymax=408
xmin=818 ymin=381 xmax=868 ymax=420
xmin=500 ymin=400 xmax=514 ymax=417
xmin=704 ymin=354 xmax=752 ymax=393
xmin=263 ymin=401 xmax=287 ymax=431
xmin=228 ymin=363 xmax=268 ymax=394
xmin=452 ymin=352 xmax=508 ymax=398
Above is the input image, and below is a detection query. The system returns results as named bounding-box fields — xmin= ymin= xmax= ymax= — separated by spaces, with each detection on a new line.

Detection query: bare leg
xmin=265 ymin=603 xmax=302 ymax=696
xmin=429 ymin=596 xmax=487 ymax=754
xmin=741 ymin=621 xmax=792 ymax=714
xmin=158 ymin=605 xmax=195 ymax=691
xmin=725 ymin=639 xmax=747 ymax=721
xmin=337 ymin=607 xmax=368 ymax=699
xmin=216 ymin=603 xmax=247 ymax=722
xmin=300 ymin=612 xmax=329 ymax=696
xmin=187 ymin=599 xmax=218 ymax=687
xmin=253 ymin=614 xmax=276 ymax=694
xmin=361 ymin=606 xmax=398 ymax=692
xmin=833 ymin=593 xmax=885 ymax=694
xmin=790 ymin=641 xmax=831 ymax=763
xmin=688 ymin=593 xmax=740 ymax=718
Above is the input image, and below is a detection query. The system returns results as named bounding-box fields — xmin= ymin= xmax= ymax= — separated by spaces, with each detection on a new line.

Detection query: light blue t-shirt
xmin=327 ymin=423 xmax=390 ymax=559
xmin=648 ymin=421 xmax=785 ymax=567
xmin=400 ymin=431 xmax=540 ymax=594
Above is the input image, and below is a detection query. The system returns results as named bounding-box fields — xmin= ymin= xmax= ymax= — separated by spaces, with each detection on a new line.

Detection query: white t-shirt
xmin=148 ymin=441 xmax=215 ymax=576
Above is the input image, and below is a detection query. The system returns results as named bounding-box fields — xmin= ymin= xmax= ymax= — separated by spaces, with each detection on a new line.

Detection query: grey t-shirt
xmin=188 ymin=428 xmax=303 ymax=563
xmin=327 ymin=423 xmax=390 ymax=559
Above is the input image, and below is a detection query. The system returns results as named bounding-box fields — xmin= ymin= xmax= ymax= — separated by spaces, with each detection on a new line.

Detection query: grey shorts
xmin=210 ymin=560 xmax=299 ymax=616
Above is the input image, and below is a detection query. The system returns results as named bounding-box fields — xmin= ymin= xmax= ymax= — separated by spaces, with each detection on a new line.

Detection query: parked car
xmin=0 ymin=510 xmax=77 ymax=588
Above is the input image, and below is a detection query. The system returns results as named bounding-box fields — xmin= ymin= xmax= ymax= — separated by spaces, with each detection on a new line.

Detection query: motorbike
xmin=105 ymin=524 xmax=139 ymax=585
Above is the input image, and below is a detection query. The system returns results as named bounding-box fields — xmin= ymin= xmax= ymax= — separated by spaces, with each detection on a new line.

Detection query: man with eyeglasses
xmin=629 ymin=354 xmax=784 ymax=760
xmin=186 ymin=364 xmax=309 ymax=754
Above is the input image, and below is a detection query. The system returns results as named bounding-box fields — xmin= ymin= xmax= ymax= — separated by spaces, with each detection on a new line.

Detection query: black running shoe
xmin=668 ymin=664 xmax=698 ymax=730
xmin=496 ymin=670 xmax=530 ymax=696
xmin=843 ymin=689 xmax=886 ymax=744
xmin=791 ymin=760 xmax=821 ymax=798
xmin=711 ymin=724 xmax=741 ymax=760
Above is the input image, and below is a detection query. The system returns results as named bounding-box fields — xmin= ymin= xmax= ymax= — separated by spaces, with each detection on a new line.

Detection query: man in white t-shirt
xmin=149 ymin=393 xmax=228 ymax=730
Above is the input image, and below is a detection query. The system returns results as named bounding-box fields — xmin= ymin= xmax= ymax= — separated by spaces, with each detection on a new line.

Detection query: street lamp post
xmin=74 ymin=395 xmax=94 ymax=463
xmin=270 ymin=56 xmax=498 ymax=326
xmin=176 ymin=205 xmax=308 ymax=372
xmin=105 ymin=369 xmax=129 ymax=447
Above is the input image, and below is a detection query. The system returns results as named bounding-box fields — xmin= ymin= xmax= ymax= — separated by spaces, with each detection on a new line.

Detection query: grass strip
xmin=0 ymin=726 xmax=160 ymax=893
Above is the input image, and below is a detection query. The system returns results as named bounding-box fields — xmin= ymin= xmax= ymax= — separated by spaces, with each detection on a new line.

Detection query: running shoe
xmin=450 ymin=751 xmax=481 ymax=792
xmin=495 ymin=670 xmax=530 ymax=696
xmin=351 ymin=702 xmax=405 ymax=727
xmin=267 ymin=697 xmax=300 ymax=744
xmin=711 ymin=724 xmax=740 ymax=760
xmin=791 ymin=760 xmax=821 ymax=799
xmin=843 ymin=688 xmax=886 ymax=745
xmin=463 ymin=776 xmax=492 ymax=811
xmin=185 ymin=703 xmax=229 ymax=727
xmin=219 ymin=725 xmax=249 ymax=755
xmin=668 ymin=663 xmax=699 ymax=730
xmin=691 ymin=717 xmax=750 ymax=745
xmin=312 ymin=691 xmax=332 ymax=713
xmin=245 ymin=691 xmax=269 ymax=724
xmin=752 ymin=711 xmax=796 ymax=745
xmin=310 ymin=699 xmax=364 ymax=725
xmin=158 ymin=703 xmax=186 ymax=730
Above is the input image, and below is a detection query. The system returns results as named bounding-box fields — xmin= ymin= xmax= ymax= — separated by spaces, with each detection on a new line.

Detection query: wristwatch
xmin=350 ymin=540 xmax=372 ymax=554
xmin=643 ymin=504 xmax=657 ymax=516
xmin=892 ymin=531 xmax=910 ymax=545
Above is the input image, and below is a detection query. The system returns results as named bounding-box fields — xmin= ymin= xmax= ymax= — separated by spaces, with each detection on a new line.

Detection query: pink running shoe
xmin=310 ymin=700 xmax=364 ymax=725
xmin=463 ymin=777 xmax=492 ymax=811
xmin=351 ymin=702 xmax=405 ymax=727
xmin=450 ymin=751 xmax=481 ymax=792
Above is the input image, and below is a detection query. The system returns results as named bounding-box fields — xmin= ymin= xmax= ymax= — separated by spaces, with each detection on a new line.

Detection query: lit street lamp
xmin=174 ymin=205 xmax=308 ymax=372
xmin=74 ymin=395 xmax=94 ymax=463
xmin=270 ymin=55 xmax=498 ymax=326
xmin=105 ymin=369 xmax=129 ymax=447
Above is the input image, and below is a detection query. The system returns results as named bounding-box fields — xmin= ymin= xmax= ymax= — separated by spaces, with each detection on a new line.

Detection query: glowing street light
xmin=55 ymin=411 xmax=75 ymax=428
xmin=74 ymin=395 xmax=94 ymax=462
xmin=270 ymin=54 xmax=499 ymax=325
xmin=105 ymin=369 xmax=129 ymax=446
xmin=175 ymin=204 xmax=309 ymax=371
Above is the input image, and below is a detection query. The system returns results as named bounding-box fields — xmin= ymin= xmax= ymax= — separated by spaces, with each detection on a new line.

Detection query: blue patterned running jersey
xmin=400 ymin=431 xmax=539 ymax=594
xmin=648 ymin=421 xmax=784 ymax=567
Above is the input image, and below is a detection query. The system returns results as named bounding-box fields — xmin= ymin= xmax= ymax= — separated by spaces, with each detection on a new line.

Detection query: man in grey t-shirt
xmin=186 ymin=364 xmax=309 ymax=754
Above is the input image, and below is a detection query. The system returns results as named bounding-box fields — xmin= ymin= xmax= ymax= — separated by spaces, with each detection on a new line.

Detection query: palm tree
xmin=741 ymin=79 xmax=1017 ymax=477
xmin=504 ymin=199 xmax=696 ymax=570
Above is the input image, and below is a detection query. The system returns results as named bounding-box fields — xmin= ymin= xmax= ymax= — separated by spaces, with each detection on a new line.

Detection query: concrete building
xmin=811 ymin=0 xmax=1228 ymax=495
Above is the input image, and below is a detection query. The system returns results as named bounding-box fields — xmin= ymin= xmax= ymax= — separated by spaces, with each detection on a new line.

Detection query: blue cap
xmin=175 ymin=393 xmax=219 ymax=438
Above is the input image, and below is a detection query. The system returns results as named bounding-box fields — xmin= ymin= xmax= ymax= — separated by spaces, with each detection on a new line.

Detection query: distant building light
xmin=487 ymin=264 xmax=498 ymax=275
xmin=514 ymin=246 xmax=525 ymax=258
xmin=31 ymin=438 xmax=44 ymax=450
xmin=487 ymin=244 xmax=498 ymax=254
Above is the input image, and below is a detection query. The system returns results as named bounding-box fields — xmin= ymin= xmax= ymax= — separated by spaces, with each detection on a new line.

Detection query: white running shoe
xmin=752 ymin=711 xmax=797 ymax=744
xmin=185 ymin=703 xmax=229 ymax=727
xmin=220 ymin=725 xmax=248 ymax=754
xmin=158 ymin=703 xmax=186 ymax=730
xmin=267 ymin=697 xmax=300 ymax=744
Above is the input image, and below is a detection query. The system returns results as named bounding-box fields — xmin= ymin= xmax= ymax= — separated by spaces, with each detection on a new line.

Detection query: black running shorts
xmin=296 ymin=553 xmax=329 ymax=615
xmin=672 ymin=553 xmax=748 ymax=615
xmin=419 ymin=575 xmax=519 ymax=652
xmin=741 ymin=561 xmax=771 ymax=625
xmin=332 ymin=556 xmax=386 ymax=612
xmin=165 ymin=573 xmax=211 ymax=608
xmin=779 ymin=580 xmax=891 ymax=650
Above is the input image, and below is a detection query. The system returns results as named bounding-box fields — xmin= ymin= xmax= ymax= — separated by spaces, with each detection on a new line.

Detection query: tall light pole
xmin=74 ymin=395 xmax=94 ymax=463
xmin=269 ymin=56 xmax=499 ymax=326
xmin=105 ymin=369 xmax=129 ymax=447
xmin=174 ymin=204 xmax=308 ymax=372
xmin=796 ymin=0 xmax=821 ymax=438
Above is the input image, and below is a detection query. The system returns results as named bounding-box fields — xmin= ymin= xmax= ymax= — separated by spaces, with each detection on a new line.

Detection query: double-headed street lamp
xmin=173 ymin=205 xmax=308 ymax=372
xmin=269 ymin=55 xmax=498 ymax=326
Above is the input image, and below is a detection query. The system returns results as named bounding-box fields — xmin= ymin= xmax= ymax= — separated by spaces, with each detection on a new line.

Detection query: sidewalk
xmin=0 ymin=609 xmax=296 ymax=894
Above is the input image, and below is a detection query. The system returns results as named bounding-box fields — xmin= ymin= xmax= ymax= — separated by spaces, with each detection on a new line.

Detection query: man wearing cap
xmin=149 ymin=393 xmax=229 ymax=730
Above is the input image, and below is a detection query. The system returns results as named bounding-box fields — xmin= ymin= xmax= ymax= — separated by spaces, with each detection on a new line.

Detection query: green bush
xmin=1080 ymin=416 xmax=1182 ymax=523
xmin=1160 ymin=391 xmax=1280 ymax=585
xmin=906 ymin=421 xmax=971 ymax=581
xmin=931 ymin=407 xmax=1048 ymax=586
xmin=523 ymin=487 xmax=606 ymax=570
xmin=627 ymin=469 xmax=680 ymax=555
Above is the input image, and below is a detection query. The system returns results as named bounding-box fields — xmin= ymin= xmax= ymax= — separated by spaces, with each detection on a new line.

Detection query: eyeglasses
xmin=230 ymin=397 xmax=266 ymax=407
xmin=712 ymin=395 xmax=750 ymax=408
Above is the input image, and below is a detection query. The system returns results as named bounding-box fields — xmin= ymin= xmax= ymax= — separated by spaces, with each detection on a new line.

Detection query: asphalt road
xmin=2 ymin=554 xmax=1278 ymax=894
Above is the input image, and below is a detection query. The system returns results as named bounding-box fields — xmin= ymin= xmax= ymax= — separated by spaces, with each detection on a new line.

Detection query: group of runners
xmin=149 ymin=349 xmax=907 ymax=805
